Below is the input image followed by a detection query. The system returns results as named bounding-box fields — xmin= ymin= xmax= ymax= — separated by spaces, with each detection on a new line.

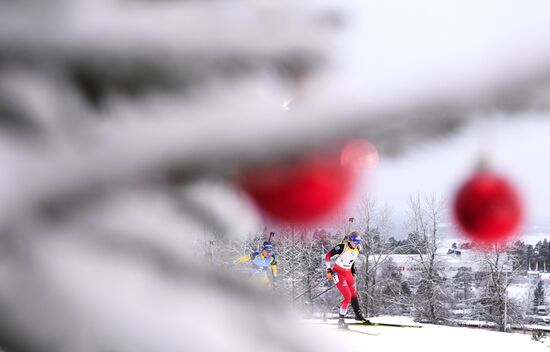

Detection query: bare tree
xmin=406 ymin=194 xmax=450 ymax=323
xmin=474 ymin=244 xmax=523 ymax=332
xmin=378 ymin=258 xmax=413 ymax=315
xmin=353 ymin=197 xmax=393 ymax=317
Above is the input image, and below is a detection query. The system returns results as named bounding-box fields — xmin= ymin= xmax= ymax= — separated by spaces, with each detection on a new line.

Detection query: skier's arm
xmin=351 ymin=263 xmax=356 ymax=277
xmin=234 ymin=254 xmax=251 ymax=264
xmin=325 ymin=244 xmax=344 ymax=280
xmin=325 ymin=244 xmax=344 ymax=268
xmin=324 ymin=251 xmax=333 ymax=270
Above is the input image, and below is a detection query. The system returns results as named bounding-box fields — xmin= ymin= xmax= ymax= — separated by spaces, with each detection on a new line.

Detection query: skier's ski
xmin=307 ymin=319 xmax=421 ymax=329
xmin=305 ymin=320 xmax=379 ymax=335
xmin=347 ymin=321 xmax=422 ymax=328
xmin=324 ymin=316 xmax=423 ymax=328
xmin=336 ymin=326 xmax=379 ymax=336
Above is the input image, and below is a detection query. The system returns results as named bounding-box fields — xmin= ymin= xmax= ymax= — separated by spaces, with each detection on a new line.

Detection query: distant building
xmin=537 ymin=305 xmax=549 ymax=316
xmin=447 ymin=248 xmax=462 ymax=256
xmin=365 ymin=248 xmax=511 ymax=280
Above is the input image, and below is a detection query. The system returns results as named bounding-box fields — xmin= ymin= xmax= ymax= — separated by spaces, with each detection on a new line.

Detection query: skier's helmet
xmin=349 ymin=232 xmax=361 ymax=245
xmin=262 ymin=241 xmax=273 ymax=252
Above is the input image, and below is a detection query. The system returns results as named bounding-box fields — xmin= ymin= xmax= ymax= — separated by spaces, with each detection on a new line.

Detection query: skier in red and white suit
xmin=325 ymin=232 xmax=370 ymax=328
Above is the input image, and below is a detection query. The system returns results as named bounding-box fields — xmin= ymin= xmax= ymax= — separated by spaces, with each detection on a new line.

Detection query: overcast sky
xmin=329 ymin=0 xmax=550 ymax=241
xmin=367 ymin=114 xmax=550 ymax=239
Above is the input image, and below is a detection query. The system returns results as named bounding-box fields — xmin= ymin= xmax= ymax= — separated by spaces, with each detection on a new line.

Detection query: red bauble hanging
xmin=453 ymin=170 xmax=523 ymax=244
xmin=238 ymin=149 xmax=356 ymax=223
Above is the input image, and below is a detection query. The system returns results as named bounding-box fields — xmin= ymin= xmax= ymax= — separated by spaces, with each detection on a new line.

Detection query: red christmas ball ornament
xmin=453 ymin=170 xmax=523 ymax=244
xmin=340 ymin=139 xmax=379 ymax=173
xmin=238 ymin=150 xmax=356 ymax=223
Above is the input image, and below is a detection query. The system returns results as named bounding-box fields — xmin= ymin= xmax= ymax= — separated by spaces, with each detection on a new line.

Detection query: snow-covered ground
xmin=301 ymin=316 xmax=550 ymax=352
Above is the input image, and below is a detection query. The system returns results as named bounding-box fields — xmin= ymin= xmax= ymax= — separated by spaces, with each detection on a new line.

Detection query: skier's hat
xmin=262 ymin=241 xmax=273 ymax=251
xmin=349 ymin=232 xmax=361 ymax=244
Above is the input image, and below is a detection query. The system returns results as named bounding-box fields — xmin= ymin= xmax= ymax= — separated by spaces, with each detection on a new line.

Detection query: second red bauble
xmin=453 ymin=170 xmax=523 ymax=244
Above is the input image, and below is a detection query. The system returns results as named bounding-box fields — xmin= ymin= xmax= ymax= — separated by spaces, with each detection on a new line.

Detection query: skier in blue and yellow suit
xmin=235 ymin=241 xmax=278 ymax=287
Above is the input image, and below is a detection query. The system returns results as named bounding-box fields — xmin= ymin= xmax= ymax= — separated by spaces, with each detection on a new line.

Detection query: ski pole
xmin=309 ymin=284 xmax=336 ymax=301
xmin=293 ymin=280 xmax=324 ymax=302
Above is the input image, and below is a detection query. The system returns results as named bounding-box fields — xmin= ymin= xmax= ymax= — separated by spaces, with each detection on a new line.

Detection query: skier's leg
xmin=259 ymin=275 xmax=270 ymax=286
xmin=250 ymin=274 xmax=271 ymax=290
xmin=335 ymin=275 xmax=351 ymax=329
xmin=350 ymin=297 xmax=369 ymax=322
xmin=347 ymin=275 xmax=370 ymax=323
xmin=336 ymin=277 xmax=352 ymax=315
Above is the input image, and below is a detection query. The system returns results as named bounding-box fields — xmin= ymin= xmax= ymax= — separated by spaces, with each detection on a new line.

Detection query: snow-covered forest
xmin=2 ymin=1 xmax=550 ymax=351
xmin=219 ymin=196 xmax=550 ymax=333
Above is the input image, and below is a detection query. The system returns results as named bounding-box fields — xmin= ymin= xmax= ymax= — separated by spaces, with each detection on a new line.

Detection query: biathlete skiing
xmin=325 ymin=231 xmax=370 ymax=329
xmin=235 ymin=241 xmax=278 ymax=289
